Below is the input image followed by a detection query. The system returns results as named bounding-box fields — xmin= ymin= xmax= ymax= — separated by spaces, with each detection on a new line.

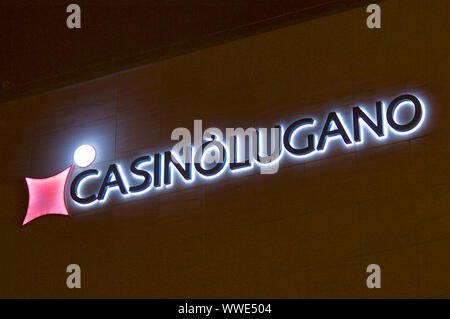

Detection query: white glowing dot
xmin=74 ymin=145 xmax=96 ymax=167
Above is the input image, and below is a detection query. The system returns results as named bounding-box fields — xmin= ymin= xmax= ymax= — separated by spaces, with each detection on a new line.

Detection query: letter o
xmin=194 ymin=140 xmax=227 ymax=177
xmin=387 ymin=94 xmax=423 ymax=132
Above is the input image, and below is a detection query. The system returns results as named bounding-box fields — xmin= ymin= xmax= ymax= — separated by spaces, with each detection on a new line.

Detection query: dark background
xmin=0 ymin=0 xmax=370 ymax=103
xmin=1 ymin=0 xmax=449 ymax=298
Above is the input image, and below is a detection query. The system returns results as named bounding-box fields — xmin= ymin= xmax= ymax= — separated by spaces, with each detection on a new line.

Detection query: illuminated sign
xmin=23 ymin=166 xmax=73 ymax=225
xmin=23 ymin=93 xmax=427 ymax=225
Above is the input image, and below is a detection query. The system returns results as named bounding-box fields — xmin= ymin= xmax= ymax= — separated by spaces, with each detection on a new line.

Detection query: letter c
xmin=70 ymin=169 xmax=99 ymax=205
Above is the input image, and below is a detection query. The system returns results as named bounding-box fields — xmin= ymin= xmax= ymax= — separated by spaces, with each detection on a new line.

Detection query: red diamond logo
xmin=23 ymin=165 xmax=73 ymax=226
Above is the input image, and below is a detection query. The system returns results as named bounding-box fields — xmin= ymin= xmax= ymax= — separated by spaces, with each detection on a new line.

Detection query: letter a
xmin=366 ymin=264 xmax=381 ymax=288
xmin=66 ymin=264 xmax=81 ymax=288
xmin=66 ymin=4 xmax=81 ymax=29
xmin=366 ymin=4 xmax=381 ymax=29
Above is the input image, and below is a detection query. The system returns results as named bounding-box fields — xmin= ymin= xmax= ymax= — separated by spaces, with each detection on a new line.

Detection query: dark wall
xmin=1 ymin=0 xmax=449 ymax=298
xmin=0 ymin=0 xmax=369 ymax=102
